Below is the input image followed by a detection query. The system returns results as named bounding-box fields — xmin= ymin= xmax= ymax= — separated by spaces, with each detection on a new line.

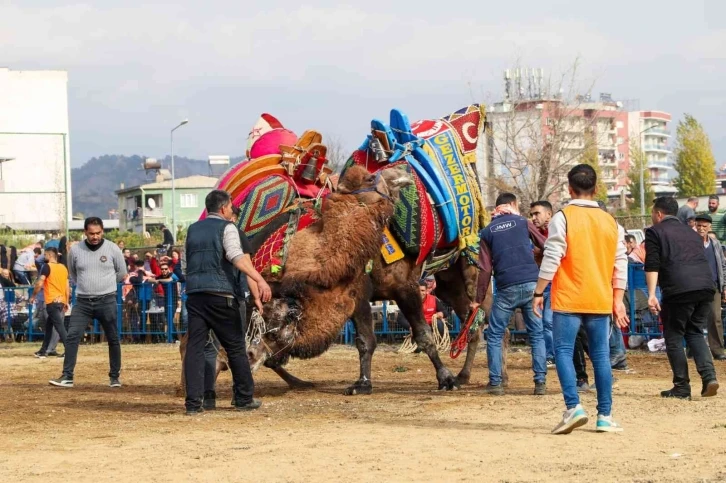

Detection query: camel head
xmin=336 ymin=165 xmax=412 ymax=205
xmin=246 ymin=298 xmax=301 ymax=372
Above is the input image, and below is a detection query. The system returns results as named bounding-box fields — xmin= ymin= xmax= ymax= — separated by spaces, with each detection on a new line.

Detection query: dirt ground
xmin=1 ymin=343 xmax=725 ymax=483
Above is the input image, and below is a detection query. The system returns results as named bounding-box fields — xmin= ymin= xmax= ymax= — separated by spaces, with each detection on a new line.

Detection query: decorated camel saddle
xmin=343 ymin=104 xmax=488 ymax=273
xmin=200 ymin=113 xmax=333 ymax=240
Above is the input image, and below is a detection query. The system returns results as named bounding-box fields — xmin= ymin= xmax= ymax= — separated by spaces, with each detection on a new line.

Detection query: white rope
xmin=396 ymin=317 xmax=451 ymax=354
xmin=246 ymin=308 xmax=267 ymax=348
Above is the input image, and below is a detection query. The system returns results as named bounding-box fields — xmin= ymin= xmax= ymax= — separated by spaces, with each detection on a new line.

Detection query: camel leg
xmin=344 ymin=292 xmax=376 ymax=396
xmin=271 ymin=366 xmax=315 ymax=389
xmin=395 ymin=282 xmax=459 ymax=391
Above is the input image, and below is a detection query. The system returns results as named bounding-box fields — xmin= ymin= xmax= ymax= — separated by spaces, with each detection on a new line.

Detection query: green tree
xmin=579 ymin=132 xmax=608 ymax=203
xmin=627 ymin=140 xmax=655 ymax=213
xmin=673 ymin=114 xmax=716 ymax=197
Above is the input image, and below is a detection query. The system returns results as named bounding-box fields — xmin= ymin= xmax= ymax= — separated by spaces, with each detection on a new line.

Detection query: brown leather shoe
xmin=701 ymin=380 xmax=719 ymax=398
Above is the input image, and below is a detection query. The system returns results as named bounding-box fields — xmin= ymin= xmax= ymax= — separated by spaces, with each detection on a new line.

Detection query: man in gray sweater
xmin=50 ymin=217 xmax=127 ymax=388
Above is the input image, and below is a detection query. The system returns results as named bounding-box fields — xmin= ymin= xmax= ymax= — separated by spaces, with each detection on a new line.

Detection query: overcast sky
xmin=2 ymin=0 xmax=725 ymax=167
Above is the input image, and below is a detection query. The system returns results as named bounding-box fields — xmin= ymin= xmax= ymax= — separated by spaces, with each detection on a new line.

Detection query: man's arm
xmin=67 ymin=246 xmax=76 ymax=284
xmin=643 ymin=228 xmax=662 ymax=312
xmin=612 ymin=224 xmax=628 ymax=292
xmin=29 ymin=265 xmax=49 ymax=303
xmin=535 ymin=211 xmax=567 ymax=295
xmin=113 ymin=246 xmax=128 ymax=282
xmin=222 ymin=224 xmax=271 ymax=302
xmin=611 ymin=224 xmax=630 ymax=328
xmin=475 ymin=238 xmax=493 ymax=303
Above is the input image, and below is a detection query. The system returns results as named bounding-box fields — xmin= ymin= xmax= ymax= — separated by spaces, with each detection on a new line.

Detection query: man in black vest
xmin=183 ymin=190 xmax=272 ymax=415
xmin=646 ymin=197 xmax=719 ymax=400
xmin=694 ymin=214 xmax=726 ymax=360
xmin=473 ymin=192 xmax=547 ymax=396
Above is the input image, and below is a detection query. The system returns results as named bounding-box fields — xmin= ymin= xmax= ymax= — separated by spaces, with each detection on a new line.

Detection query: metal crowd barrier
xmin=0 ymin=264 xmax=676 ymax=345
xmin=0 ymin=282 xmax=186 ymax=343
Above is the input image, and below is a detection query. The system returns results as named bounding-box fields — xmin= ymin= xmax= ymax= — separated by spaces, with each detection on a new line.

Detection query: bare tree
xmin=323 ymin=134 xmax=349 ymax=174
xmin=485 ymin=59 xmax=606 ymax=209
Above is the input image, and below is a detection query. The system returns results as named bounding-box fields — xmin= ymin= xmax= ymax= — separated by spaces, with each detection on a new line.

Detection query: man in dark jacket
xmin=183 ymin=190 xmax=271 ymax=415
xmin=646 ymin=197 xmax=719 ymax=399
xmin=473 ymin=192 xmax=547 ymax=396
xmin=694 ymin=214 xmax=726 ymax=360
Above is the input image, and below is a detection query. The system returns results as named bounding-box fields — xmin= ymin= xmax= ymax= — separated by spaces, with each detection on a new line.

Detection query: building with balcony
xmin=485 ymin=69 xmax=677 ymax=206
xmin=628 ymin=110 xmax=676 ymax=196
xmin=116 ymin=175 xmax=217 ymax=234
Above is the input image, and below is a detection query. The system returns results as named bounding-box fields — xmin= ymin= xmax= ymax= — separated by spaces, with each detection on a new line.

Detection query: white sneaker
xmin=596 ymin=414 xmax=624 ymax=433
xmin=552 ymin=404 xmax=588 ymax=434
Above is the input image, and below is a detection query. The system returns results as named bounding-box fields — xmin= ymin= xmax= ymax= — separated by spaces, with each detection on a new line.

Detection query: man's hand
xmin=257 ymin=278 xmax=272 ymax=303
xmin=254 ymin=297 xmax=264 ymax=315
xmin=469 ymin=302 xmax=480 ymax=313
xmin=613 ymin=300 xmax=630 ymax=329
xmin=28 ymin=296 xmax=35 ymax=305
xmin=648 ymin=295 xmax=661 ymax=314
xmin=533 ymin=296 xmax=544 ymax=318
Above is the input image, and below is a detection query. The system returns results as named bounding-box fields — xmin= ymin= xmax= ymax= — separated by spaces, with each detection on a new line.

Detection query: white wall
xmin=0 ymin=68 xmax=72 ymax=230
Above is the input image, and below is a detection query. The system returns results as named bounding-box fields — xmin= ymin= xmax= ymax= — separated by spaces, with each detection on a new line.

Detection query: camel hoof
xmin=343 ymin=380 xmax=372 ymax=396
xmin=455 ymin=372 xmax=471 ymax=386
xmin=437 ymin=368 xmax=460 ymax=391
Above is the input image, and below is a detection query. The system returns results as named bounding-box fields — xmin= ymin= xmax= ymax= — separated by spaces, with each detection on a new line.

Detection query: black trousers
xmin=661 ymin=298 xmax=717 ymax=393
xmin=184 ymin=294 xmax=254 ymax=410
xmin=63 ymin=294 xmax=120 ymax=380
xmin=573 ymin=325 xmax=589 ymax=383
xmin=204 ymin=303 xmax=247 ymax=394
xmin=41 ymin=303 xmax=67 ymax=352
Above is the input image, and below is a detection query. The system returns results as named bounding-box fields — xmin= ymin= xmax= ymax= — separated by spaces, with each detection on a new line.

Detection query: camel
xmin=261 ymin=194 xmax=499 ymax=395
xmin=179 ymin=165 xmax=412 ymax=393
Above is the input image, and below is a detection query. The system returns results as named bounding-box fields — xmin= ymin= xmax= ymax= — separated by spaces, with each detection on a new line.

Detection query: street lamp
xmin=170 ymin=119 xmax=189 ymax=242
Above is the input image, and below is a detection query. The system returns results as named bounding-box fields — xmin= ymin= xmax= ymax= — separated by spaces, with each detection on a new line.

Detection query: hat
xmin=695 ymin=214 xmax=713 ymax=223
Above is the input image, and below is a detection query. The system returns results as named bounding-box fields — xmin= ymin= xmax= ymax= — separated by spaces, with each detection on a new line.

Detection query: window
xmin=616 ymin=121 xmax=624 ymax=129
xmin=616 ymin=137 xmax=624 ymax=145
xmin=180 ymin=193 xmax=198 ymax=208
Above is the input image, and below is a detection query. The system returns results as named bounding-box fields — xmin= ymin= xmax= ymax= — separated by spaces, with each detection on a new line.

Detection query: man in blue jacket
xmin=473 ymin=192 xmax=547 ymax=396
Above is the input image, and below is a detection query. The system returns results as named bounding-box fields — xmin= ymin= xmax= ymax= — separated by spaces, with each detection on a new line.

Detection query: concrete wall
xmin=0 ymin=68 xmax=72 ymax=230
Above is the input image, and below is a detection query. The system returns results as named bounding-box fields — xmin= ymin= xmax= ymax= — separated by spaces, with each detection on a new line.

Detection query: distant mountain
xmin=71 ymin=154 xmax=244 ymax=218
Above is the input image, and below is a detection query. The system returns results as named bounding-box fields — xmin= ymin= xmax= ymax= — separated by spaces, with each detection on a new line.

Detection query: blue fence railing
xmin=0 ymin=264 xmax=675 ymax=345
xmin=0 ymin=282 xmax=186 ymax=343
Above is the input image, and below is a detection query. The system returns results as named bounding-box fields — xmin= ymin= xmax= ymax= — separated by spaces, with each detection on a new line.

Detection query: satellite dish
xmin=147 ymin=198 xmax=156 ymax=209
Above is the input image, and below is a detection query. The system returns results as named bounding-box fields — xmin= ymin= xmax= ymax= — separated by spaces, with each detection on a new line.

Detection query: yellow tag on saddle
xmin=380 ymin=226 xmax=405 ymax=264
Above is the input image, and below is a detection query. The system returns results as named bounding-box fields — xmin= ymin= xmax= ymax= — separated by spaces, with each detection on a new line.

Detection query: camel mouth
xmin=247 ymin=345 xmax=269 ymax=373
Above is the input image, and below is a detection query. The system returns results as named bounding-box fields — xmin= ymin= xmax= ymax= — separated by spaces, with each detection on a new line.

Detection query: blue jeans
xmin=554 ymin=312 xmax=612 ymax=416
xmin=543 ymin=288 xmax=554 ymax=360
xmin=487 ymin=281 xmax=546 ymax=385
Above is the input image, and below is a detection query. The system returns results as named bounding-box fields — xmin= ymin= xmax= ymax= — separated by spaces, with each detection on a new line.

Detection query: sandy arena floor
xmin=0 ymin=342 xmax=725 ymax=482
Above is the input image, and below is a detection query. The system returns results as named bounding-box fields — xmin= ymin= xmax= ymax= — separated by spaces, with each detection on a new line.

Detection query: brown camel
xmin=257 ymin=173 xmax=504 ymax=394
xmin=179 ymin=165 xmax=412 ymax=393
xmin=244 ymin=166 xmax=412 ymax=371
